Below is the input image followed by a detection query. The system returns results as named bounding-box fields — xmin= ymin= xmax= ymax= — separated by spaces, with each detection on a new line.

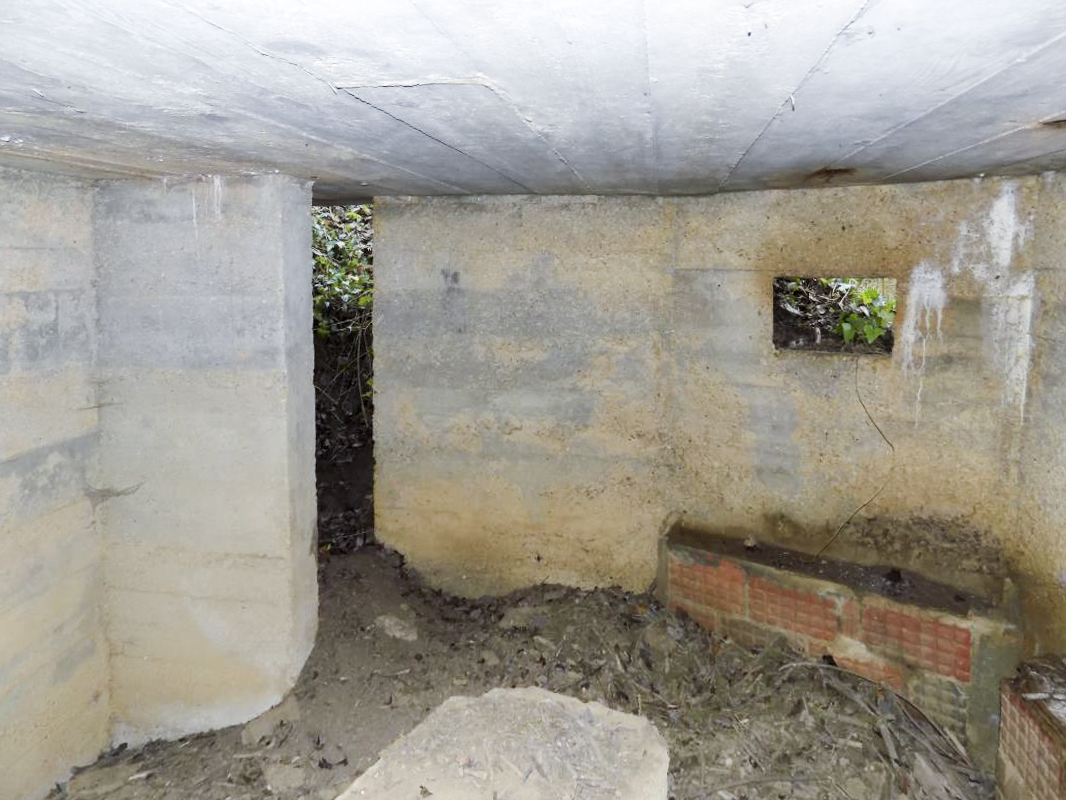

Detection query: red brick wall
xmin=862 ymin=606 xmax=971 ymax=682
xmin=998 ymin=683 xmax=1066 ymax=800
xmin=667 ymin=549 xmax=973 ymax=691
xmin=666 ymin=543 xmax=1019 ymax=772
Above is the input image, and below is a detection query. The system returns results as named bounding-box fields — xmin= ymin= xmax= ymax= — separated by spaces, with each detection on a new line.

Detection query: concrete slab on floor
xmin=336 ymin=687 xmax=669 ymax=800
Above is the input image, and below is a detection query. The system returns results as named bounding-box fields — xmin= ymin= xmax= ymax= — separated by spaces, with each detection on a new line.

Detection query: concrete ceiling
xmin=4 ymin=0 xmax=1066 ymax=200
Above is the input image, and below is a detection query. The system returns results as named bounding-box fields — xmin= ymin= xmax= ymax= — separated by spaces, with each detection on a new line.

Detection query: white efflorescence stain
xmin=902 ymin=181 xmax=1035 ymax=421
xmin=212 ymin=174 xmax=223 ymax=219
xmin=899 ymin=261 xmax=946 ymax=420
xmin=900 ymin=261 xmax=947 ymax=377
xmin=988 ymin=272 xmax=1035 ymax=422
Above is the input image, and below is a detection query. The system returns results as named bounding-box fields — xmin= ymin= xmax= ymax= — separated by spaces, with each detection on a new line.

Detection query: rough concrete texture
xmin=336 ymin=687 xmax=669 ymax=800
xmin=373 ymin=174 xmax=1066 ymax=653
xmin=0 ymin=168 xmax=317 ymax=800
xmin=0 ymin=167 xmax=109 ymax=800
xmin=5 ymin=2 xmax=1066 ymax=197
xmin=94 ymin=174 xmax=318 ymax=745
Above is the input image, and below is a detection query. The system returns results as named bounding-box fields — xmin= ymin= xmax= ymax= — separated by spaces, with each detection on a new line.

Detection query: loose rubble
xmin=1017 ymin=656 xmax=1066 ymax=726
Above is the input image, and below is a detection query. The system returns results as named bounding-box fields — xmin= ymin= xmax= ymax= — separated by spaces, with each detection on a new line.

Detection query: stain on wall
xmin=375 ymin=175 xmax=1066 ymax=653
xmin=0 ymin=166 xmax=109 ymax=800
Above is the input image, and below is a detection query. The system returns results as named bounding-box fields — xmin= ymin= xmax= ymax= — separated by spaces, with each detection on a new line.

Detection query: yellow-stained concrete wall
xmin=374 ymin=174 xmax=1066 ymax=652
xmin=0 ymin=168 xmax=109 ymax=799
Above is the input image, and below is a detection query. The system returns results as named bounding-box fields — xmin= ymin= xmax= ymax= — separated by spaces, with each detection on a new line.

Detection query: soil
xmin=313 ymin=320 xmax=375 ymax=556
xmin=55 ymin=546 xmax=995 ymax=800
xmin=772 ymin=316 xmax=893 ymax=355
xmin=844 ymin=517 xmax=1012 ymax=583
xmin=316 ymin=444 xmax=374 ymax=555
xmin=670 ymin=525 xmax=991 ymax=616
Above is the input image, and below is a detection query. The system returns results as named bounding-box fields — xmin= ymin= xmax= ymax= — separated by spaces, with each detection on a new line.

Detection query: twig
xmin=783 ymin=662 xmax=974 ymax=768
xmin=559 ymin=662 xmax=604 ymax=693
xmin=694 ymin=774 xmax=832 ymax=798
xmin=737 ymin=634 xmax=788 ymax=690
xmin=818 ymin=670 xmax=900 ymax=766
xmin=816 ymin=358 xmax=896 ymax=557
xmin=355 ymin=323 xmax=370 ymax=428
xmin=891 ymin=690 xmax=973 ymax=767
xmin=780 ymin=660 xmax=878 ymax=683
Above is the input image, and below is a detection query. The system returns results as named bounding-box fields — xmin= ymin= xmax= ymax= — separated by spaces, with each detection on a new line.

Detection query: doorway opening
xmin=311 ymin=204 xmax=375 ymax=555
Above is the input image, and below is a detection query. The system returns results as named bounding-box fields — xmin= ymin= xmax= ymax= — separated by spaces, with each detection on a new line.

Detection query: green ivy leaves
xmin=312 ymin=205 xmax=374 ymax=338
xmin=835 ymin=284 xmax=896 ymax=346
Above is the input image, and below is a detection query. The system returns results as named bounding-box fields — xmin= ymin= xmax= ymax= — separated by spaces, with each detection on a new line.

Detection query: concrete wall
xmin=0 ymin=168 xmax=109 ymax=799
xmin=375 ymin=197 xmax=671 ymax=594
xmin=374 ymin=175 xmax=1066 ymax=652
xmin=1 ymin=169 xmax=317 ymax=799
xmin=1018 ymin=173 xmax=1066 ymax=653
xmin=95 ymin=175 xmax=318 ymax=743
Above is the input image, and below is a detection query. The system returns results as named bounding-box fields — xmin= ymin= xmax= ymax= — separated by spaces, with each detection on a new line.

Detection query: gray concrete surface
xmin=0 ymin=166 xmax=109 ymax=800
xmin=95 ymin=175 xmax=318 ymax=746
xmin=0 ymin=168 xmax=318 ymax=800
xmin=372 ymin=174 xmax=1066 ymax=655
xmin=337 ymin=688 xmax=669 ymax=800
xmin=3 ymin=2 xmax=1066 ymax=197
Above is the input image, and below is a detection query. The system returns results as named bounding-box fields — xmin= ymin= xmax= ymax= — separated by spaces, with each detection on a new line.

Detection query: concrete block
xmin=0 ymin=565 xmax=103 ymax=699
xmin=96 ymin=370 xmax=293 ymax=556
xmin=672 ymin=179 xmax=1039 ymax=276
xmin=104 ymin=542 xmax=293 ymax=603
xmin=374 ymin=180 xmax=1066 ymax=646
xmin=1033 ymin=171 xmax=1066 ymax=273
xmin=96 ymin=294 xmax=285 ymax=370
xmin=376 ymin=452 xmax=667 ymax=595
xmin=374 ymin=196 xmax=671 ymax=294
xmin=338 ymin=688 xmax=669 ymax=800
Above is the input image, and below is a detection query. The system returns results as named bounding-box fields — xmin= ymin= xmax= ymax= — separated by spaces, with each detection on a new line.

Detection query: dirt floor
xmin=55 ymin=544 xmax=994 ymax=800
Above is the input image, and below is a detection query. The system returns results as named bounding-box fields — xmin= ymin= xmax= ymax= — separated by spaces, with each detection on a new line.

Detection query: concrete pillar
xmin=94 ymin=175 xmax=317 ymax=743
xmin=0 ymin=167 xmax=109 ymax=800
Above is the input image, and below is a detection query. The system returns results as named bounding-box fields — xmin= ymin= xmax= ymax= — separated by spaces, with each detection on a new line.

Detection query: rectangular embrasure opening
xmin=772 ymin=277 xmax=897 ymax=354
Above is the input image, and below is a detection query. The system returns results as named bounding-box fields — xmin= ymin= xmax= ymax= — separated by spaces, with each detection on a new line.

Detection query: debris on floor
xmin=998 ymin=656 xmax=1066 ymax=800
xmin=53 ymin=546 xmax=995 ymax=800
xmin=373 ymin=613 xmax=418 ymax=642
xmin=1017 ymin=655 xmax=1066 ymax=726
xmin=338 ymin=686 xmax=669 ymax=799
